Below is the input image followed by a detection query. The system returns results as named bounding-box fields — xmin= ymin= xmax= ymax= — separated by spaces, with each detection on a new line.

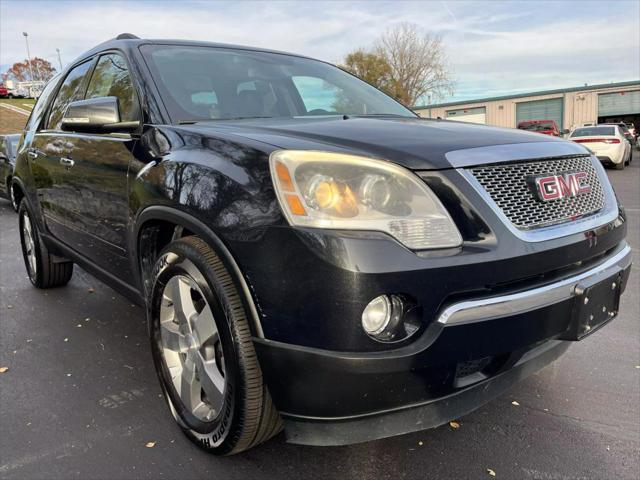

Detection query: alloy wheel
xmin=22 ymin=213 xmax=37 ymax=279
xmin=159 ymin=274 xmax=226 ymax=423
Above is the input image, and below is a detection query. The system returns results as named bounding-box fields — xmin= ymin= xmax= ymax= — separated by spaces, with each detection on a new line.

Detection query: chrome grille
xmin=468 ymin=156 xmax=606 ymax=230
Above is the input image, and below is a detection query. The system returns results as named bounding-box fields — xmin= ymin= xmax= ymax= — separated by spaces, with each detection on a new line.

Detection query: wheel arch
xmin=133 ymin=205 xmax=264 ymax=338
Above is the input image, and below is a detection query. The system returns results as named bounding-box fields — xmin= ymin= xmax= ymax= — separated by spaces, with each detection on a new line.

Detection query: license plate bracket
xmin=561 ymin=270 xmax=624 ymax=341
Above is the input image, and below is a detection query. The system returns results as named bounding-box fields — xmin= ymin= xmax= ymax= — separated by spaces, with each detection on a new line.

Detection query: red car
xmin=0 ymin=84 xmax=9 ymax=98
xmin=517 ymin=119 xmax=564 ymax=137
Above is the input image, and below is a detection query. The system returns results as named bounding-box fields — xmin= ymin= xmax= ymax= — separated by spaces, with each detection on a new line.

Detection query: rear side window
xmin=85 ymin=53 xmax=139 ymax=122
xmin=46 ymin=60 xmax=94 ymax=131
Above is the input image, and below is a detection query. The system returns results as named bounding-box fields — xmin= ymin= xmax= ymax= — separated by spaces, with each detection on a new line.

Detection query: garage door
xmin=598 ymin=90 xmax=640 ymax=116
xmin=516 ymin=98 xmax=563 ymax=127
xmin=446 ymin=107 xmax=486 ymax=124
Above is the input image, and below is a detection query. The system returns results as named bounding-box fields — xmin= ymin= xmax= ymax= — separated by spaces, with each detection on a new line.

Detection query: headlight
xmin=270 ymin=150 xmax=462 ymax=250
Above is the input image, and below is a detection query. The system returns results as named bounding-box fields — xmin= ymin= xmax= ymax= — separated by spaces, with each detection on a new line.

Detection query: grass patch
xmin=0 ymin=98 xmax=35 ymax=108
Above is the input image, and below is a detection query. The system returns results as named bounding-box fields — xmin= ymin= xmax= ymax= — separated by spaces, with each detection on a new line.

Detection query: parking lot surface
xmin=1 ymin=152 xmax=639 ymax=480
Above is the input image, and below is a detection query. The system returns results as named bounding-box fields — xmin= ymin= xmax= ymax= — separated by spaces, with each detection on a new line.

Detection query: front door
xmin=53 ymin=52 xmax=142 ymax=279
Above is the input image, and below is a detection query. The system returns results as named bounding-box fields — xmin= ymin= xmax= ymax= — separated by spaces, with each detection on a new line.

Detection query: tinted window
xmin=26 ymin=75 xmax=60 ymax=132
xmin=47 ymin=61 xmax=93 ymax=130
xmin=85 ymin=53 xmax=139 ymax=122
xmin=571 ymin=127 xmax=615 ymax=137
xmin=141 ymin=45 xmax=415 ymax=122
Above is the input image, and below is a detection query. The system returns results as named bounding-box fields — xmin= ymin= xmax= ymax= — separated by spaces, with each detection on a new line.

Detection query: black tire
xmin=149 ymin=235 xmax=282 ymax=455
xmin=18 ymin=200 xmax=73 ymax=288
xmin=615 ymin=157 xmax=625 ymax=170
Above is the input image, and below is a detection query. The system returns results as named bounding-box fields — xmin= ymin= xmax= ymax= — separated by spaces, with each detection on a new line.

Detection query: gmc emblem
xmin=529 ymin=171 xmax=591 ymax=202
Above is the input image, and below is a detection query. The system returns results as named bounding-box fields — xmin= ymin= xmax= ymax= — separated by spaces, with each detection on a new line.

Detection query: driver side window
xmin=85 ymin=53 xmax=140 ymax=122
xmin=46 ymin=60 xmax=94 ymax=131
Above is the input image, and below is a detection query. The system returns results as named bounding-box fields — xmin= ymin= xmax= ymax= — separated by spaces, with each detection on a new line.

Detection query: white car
xmin=569 ymin=125 xmax=632 ymax=170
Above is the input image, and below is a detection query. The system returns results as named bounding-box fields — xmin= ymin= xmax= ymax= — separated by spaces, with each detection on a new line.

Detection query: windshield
xmin=571 ymin=127 xmax=615 ymax=137
xmin=519 ymin=122 xmax=554 ymax=131
xmin=140 ymin=45 xmax=416 ymax=122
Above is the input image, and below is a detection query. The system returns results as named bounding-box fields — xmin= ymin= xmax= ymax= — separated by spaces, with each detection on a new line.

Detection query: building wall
xmin=415 ymin=83 xmax=640 ymax=130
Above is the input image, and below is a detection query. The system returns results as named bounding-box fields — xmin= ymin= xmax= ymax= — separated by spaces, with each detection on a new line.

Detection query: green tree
xmin=340 ymin=50 xmax=394 ymax=96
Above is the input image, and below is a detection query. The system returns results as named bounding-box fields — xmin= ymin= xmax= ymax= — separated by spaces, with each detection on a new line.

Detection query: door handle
xmin=28 ymin=149 xmax=41 ymax=159
xmin=60 ymin=157 xmax=75 ymax=167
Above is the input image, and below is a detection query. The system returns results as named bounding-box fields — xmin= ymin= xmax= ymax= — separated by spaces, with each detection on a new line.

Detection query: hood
xmin=182 ymin=117 xmax=589 ymax=170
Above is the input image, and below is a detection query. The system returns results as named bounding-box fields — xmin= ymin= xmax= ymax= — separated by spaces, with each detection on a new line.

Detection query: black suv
xmin=12 ymin=35 xmax=631 ymax=454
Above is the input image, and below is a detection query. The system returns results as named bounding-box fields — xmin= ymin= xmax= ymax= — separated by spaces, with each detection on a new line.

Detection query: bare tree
xmin=375 ymin=23 xmax=454 ymax=106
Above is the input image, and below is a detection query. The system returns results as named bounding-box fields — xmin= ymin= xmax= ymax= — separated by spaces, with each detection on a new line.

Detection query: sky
xmin=1 ymin=0 xmax=639 ymax=105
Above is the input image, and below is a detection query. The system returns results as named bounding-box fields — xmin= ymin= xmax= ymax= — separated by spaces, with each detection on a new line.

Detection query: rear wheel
xmin=149 ymin=236 xmax=282 ymax=455
xmin=19 ymin=201 xmax=73 ymax=288
xmin=8 ymin=179 xmax=18 ymax=212
xmin=615 ymin=156 xmax=625 ymax=170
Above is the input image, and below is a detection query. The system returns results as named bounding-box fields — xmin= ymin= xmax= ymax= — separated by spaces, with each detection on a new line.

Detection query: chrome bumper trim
xmin=438 ymin=245 xmax=632 ymax=326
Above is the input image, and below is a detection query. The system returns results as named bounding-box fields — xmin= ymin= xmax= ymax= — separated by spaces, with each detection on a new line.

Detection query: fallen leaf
xmin=66 ymin=373 xmax=72 ymax=377
xmin=511 ymin=400 xmax=520 ymax=406
xmin=76 ymin=324 xmax=82 ymax=328
xmin=487 ymin=468 xmax=496 ymax=477
xmin=64 ymin=338 xmax=69 ymax=342
xmin=7 ymin=305 xmax=13 ymax=309
xmin=0 ymin=367 xmax=8 ymax=373
xmin=145 ymin=441 xmax=156 ymax=448
xmin=84 ymin=318 xmax=90 ymax=322
xmin=449 ymin=421 xmax=460 ymax=429
xmin=88 ymin=288 xmax=95 ymax=293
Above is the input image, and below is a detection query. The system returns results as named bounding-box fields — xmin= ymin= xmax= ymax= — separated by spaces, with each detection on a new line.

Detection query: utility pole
xmin=56 ymin=48 xmax=63 ymax=71
xmin=22 ymin=32 xmax=35 ymax=81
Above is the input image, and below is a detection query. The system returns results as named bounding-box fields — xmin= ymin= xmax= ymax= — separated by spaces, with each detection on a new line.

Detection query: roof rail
xmin=115 ymin=33 xmax=139 ymax=40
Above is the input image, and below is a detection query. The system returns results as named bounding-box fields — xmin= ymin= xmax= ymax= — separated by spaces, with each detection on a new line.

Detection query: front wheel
xmin=149 ymin=236 xmax=282 ymax=455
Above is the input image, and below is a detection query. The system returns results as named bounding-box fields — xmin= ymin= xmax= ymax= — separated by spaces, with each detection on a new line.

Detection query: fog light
xmin=362 ymin=294 xmax=414 ymax=342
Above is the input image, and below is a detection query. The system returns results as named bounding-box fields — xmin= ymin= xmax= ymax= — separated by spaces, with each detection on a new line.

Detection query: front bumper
xmin=254 ymin=244 xmax=631 ymax=445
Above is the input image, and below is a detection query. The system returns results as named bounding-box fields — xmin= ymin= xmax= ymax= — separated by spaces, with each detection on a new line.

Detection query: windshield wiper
xmin=179 ymin=116 xmax=274 ymax=125
xmin=352 ymin=113 xmax=414 ymax=118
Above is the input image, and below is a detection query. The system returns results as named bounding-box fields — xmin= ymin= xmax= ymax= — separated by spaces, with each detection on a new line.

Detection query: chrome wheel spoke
xmin=194 ymin=351 xmax=225 ymax=414
xmin=170 ymin=277 xmax=197 ymax=326
xmin=192 ymin=305 xmax=218 ymax=345
xmin=160 ymin=321 xmax=185 ymax=353
xmin=179 ymin=353 xmax=201 ymax=412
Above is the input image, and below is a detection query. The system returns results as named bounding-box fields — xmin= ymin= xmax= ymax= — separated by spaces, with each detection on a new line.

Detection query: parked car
xmin=569 ymin=125 xmax=632 ymax=169
xmin=0 ymin=84 xmax=9 ymax=98
xmin=600 ymin=122 xmax=636 ymax=146
xmin=517 ymin=119 xmax=566 ymax=137
xmin=12 ymin=34 xmax=631 ymax=455
xmin=0 ymin=134 xmax=21 ymax=211
xmin=6 ymin=86 xmax=28 ymax=99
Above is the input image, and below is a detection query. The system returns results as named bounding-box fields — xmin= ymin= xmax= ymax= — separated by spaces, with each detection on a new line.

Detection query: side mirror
xmin=61 ymin=96 xmax=139 ymax=133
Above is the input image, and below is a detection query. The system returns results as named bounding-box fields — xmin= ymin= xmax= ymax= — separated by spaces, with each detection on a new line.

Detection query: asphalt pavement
xmin=1 ymin=152 xmax=639 ymax=480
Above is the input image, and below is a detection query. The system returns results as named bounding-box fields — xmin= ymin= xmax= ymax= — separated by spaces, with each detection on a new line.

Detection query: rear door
xmin=57 ymin=52 xmax=141 ymax=278
xmin=31 ymin=59 xmax=95 ymax=241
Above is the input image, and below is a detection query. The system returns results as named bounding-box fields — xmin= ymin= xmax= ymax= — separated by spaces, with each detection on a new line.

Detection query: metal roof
xmin=413 ymin=80 xmax=640 ymax=110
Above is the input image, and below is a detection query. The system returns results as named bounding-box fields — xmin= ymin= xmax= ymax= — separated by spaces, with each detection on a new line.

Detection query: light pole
xmin=22 ymin=32 xmax=35 ymax=82
xmin=56 ymin=48 xmax=62 ymax=71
